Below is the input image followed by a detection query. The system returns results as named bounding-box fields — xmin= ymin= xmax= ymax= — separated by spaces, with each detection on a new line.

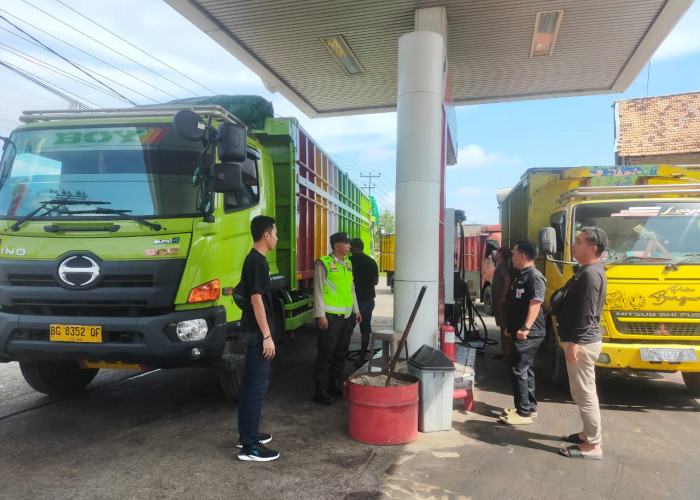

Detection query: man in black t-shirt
xmin=349 ymin=238 xmax=379 ymax=366
xmin=499 ymin=240 xmax=546 ymax=425
xmin=236 ymin=215 xmax=279 ymax=462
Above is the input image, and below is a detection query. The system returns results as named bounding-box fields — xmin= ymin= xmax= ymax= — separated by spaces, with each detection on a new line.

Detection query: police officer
xmin=313 ymin=232 xmax=362 ymax=405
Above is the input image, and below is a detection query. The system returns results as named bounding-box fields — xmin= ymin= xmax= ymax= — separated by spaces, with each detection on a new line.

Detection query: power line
xmin=0 ymin=11 xmax=137 ymax=105
xmin=55 ymin=0 xmax=216 ymax=95
xmin=0 ymin=10 xmax=161 ymax=104
xmin=0 ymin=28 xmax=164 ymax=104
xmin=21 ymin=0 xmax=191 ymax=99
xmin=1 ymin=42 xmax=130 ymax=101
xmin=0 ymin=59 xmax=89 ymax=108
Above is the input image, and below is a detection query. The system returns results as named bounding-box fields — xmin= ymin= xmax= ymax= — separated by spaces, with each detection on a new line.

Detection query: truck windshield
xmin=0 ymin=124 xmax=204 ymax=219
xmin=574 ymin=202 xmax=700 ymax=264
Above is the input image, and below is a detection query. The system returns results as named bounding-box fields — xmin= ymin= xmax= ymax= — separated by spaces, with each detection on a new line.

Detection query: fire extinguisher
xmin=440 ymin=323 xmax=456 ymax=362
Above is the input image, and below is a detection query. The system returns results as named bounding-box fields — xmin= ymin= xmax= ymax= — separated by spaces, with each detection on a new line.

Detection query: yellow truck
xmin=379 ymin=233 xmax=395 ymax=292
xmin=500 ymin=165 xmax=700 ymax=393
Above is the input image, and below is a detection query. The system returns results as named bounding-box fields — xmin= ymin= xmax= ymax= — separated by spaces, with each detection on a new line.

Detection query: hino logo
xmin=58 ymin=255 xmax=100 ymax=288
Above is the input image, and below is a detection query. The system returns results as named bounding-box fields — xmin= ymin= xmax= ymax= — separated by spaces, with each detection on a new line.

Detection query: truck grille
xmin=8 ymin=274 xmax=154 ymax=288
xmin=614 ymin=320 xmax=700 ymax=336
xmin=0 ymin=259 xmax=185 ymax=317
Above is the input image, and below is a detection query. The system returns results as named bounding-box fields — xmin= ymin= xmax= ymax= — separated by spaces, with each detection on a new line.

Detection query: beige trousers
xmin=564 ymin=341 xmax=603 ymax=446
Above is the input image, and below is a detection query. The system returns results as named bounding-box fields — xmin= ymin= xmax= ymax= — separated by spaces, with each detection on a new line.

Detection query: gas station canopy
xmin=166 ymin=0 xmax=692 ymax=117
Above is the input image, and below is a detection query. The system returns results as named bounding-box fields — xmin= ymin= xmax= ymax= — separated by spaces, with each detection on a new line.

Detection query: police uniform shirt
xmin=506 ymin=265 xmax=546 ymax=336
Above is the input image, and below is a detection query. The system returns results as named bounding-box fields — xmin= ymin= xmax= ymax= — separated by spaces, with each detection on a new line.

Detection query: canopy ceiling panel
xmin=166 ymin=0 xmax=692 ymax=117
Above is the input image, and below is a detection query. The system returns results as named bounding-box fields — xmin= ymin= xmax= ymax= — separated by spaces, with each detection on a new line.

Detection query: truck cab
xmin=0 ymin=104 xmax=280 ymax=397
xmin=542 ymin=184 xmax=700 ymax=393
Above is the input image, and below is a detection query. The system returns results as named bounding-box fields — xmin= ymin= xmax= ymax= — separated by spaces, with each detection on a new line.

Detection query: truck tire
xmin=216 ymin=353 xmax=245 ymax=400
xmin=482 ymin=285 xmax=493 ymax=316
xmin=19 ymin=360 xmax=98 ymax=396
xmin=551 ymin=339 xmax=569 ymax=389
xmin=387 ymin=272 xmax=394 ymax=293
xmin=682 ymin=372 xmax=700 ymax=395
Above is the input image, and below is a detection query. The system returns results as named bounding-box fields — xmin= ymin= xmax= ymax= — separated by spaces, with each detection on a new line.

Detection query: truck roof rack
xmin=558 ymin=183 xmax=700 ymax=204
xmin=19 ymin=105 xmax=246 ymax=127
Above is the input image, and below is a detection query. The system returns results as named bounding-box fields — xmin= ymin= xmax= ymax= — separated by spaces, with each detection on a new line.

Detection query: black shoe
xmin=237 ymin=442 xmax=279 ymax=462
xmin=313 ymin=386 xmax=334 ymax=405
xmin=329 ymin=379 xmax=344 ymax=396
xmin=236 ymin=433 xmax=272 ymax=449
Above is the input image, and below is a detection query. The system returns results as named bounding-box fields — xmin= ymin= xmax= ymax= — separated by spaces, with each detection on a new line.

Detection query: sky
xmin=1 ymin=0 xmax=699 ymax=224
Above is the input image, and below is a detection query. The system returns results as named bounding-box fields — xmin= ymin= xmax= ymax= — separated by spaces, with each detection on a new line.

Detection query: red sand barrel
xmin=347 ymin=372 xmax=419 ymax=445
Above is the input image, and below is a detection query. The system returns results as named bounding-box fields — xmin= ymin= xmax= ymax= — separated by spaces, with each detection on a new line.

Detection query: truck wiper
xmin=604 ymin=255 xmax=669 ymax=267
xmin=66 ymin=207 xmax=163 ymax=231
xmin=665 ymin=253 xmax=700 ymax=271
xmin=10 ymin=199 xmax=110 ymax=232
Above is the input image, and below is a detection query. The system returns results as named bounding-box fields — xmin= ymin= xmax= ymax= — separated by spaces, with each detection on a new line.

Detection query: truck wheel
xmin=682 ymin=372 xmax=700 ymax=395
xmin=483 ymin=285 xmax=493 ymax=316
xmin=19 ymin=360 xmax=98 ymax=396
xmin=216 ymin=353 xmax=245 ymax=400
xmin=387 ymin=272 xmax=394 ymax=293
xmin=551 ymin=340 xmax=569 ymax=389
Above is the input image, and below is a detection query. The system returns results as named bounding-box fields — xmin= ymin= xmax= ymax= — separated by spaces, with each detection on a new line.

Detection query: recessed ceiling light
xmin=530 ymin=10 xmax=564 ymax=57
xmin=321 ymin=35 xmax=365 ymax=75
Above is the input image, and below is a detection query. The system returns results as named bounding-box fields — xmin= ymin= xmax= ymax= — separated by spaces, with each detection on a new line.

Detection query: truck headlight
xmin=176 ymin=319 xmax=209 ymax=341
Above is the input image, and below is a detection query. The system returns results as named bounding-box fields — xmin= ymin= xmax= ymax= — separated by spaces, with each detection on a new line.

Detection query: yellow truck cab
xmin=500 ymin=165 xmax=700 ymax=393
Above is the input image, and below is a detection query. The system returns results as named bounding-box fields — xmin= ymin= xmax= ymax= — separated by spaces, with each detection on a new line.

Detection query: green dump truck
xmin=0 ymin=96 xmax=372 ymax=398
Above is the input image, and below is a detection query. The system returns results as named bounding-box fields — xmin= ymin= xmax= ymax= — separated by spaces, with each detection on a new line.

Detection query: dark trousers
xmin=238 ymin=331 xmax=271 ymax=447
xmin=356 ymin=299 xmax=375 ymax=335
xmin=315 ymin=313 xmax=354 ymax=385
xmin=510 ymin=335 xmax=545 ymax=417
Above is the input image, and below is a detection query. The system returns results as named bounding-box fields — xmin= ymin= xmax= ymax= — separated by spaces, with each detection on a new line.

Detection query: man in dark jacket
xmin=349 ymin=238 xmax=379 ymax=366
xmin=499 ymin=240 xmax=546 ymax=425
xmin=558 ymin=227 xmax=607 ymax=460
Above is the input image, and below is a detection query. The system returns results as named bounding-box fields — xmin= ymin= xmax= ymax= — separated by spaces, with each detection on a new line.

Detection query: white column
xmin=394 ymin=30 xmax=445 ymax=353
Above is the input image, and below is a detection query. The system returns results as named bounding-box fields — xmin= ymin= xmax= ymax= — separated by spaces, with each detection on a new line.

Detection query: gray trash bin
xmin=408 ymin=345 xmax=454 ymax=432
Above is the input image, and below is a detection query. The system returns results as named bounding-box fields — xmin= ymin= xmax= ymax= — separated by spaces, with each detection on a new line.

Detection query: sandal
xmin=563 ymin=433 xmax=586 ymax=444
xmin=558 ymin=445 xmax=603 ymax=460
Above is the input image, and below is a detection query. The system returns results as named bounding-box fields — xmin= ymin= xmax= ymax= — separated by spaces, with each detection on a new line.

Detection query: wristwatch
xmin=520 ymin=325 xmax=530 ymax=331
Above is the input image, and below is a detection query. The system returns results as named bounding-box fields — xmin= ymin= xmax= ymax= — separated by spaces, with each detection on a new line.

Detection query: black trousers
xmin=238 ymin=331 xmax=271 ymax=447
xmin=510 ymin=335 xmax=545 ymax=417
xmin=314 ymin=313 xmax=355 ymax=386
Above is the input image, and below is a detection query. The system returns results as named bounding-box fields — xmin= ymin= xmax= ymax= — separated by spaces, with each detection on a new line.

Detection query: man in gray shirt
xmin=558 ymin=227 xmax=608 ymax=460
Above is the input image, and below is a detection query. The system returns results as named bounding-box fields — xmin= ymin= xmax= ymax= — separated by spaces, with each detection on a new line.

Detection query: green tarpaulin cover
xmin=163 ymin=95 xmax=274 ymax=129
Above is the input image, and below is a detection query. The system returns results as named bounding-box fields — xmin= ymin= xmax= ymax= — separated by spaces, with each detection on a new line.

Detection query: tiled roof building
xmin=614 ymin=91 xmax=700 ymax=165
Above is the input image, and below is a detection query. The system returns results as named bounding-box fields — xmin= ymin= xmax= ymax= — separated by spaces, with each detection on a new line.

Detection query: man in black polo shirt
xmin=349 ymin=238 xmax=379 ymax=366
xmin=499 ymin=240 xmax=546 ymax=425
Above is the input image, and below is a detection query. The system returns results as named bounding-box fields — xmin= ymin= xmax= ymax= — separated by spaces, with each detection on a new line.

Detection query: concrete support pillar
xmin=394 ymin=29 xmax=445 ymax=353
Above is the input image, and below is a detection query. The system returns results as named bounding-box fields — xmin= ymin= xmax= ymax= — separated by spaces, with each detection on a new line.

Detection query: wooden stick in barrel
xmin=385 ymin=285 xmax=427 ymax=387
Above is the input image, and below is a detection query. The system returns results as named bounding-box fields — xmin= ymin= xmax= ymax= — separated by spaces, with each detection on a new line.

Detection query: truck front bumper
xmin=598 ymin=342 xmax=700 ymax=373
xmin=0 ymin=307 xmax=227 ymax=367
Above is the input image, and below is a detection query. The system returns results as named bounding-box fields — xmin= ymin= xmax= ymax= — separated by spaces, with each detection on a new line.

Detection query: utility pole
xmin=360 ymin=172 xmax=380 ymax=196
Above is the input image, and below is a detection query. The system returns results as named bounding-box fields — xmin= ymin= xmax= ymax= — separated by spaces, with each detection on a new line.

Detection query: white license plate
xmin=640 ymin=348 xmax=698 ymax=363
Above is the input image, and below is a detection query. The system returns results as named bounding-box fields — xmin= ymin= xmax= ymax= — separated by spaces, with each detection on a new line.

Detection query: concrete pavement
xmin=1 ymin=282 xmax=698 ymax=499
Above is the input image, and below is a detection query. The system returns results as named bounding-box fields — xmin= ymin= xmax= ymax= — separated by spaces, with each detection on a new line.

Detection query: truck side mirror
xmin=539 ymin=227 xmax=557 ymax=255
xmin=172 ymin=110 xmax=207 ymax=141
xmin=217 ymin=122 xmax=247 ymax=163
xmin=212 ymin=163 xmax=243 ymax=193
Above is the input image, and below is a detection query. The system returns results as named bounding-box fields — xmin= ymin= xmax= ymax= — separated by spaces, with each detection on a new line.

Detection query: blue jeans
xmin=510 ymin=335 xmax=545 ymax=417
xmin=237 ymin=331 xmax=271 ymax=447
